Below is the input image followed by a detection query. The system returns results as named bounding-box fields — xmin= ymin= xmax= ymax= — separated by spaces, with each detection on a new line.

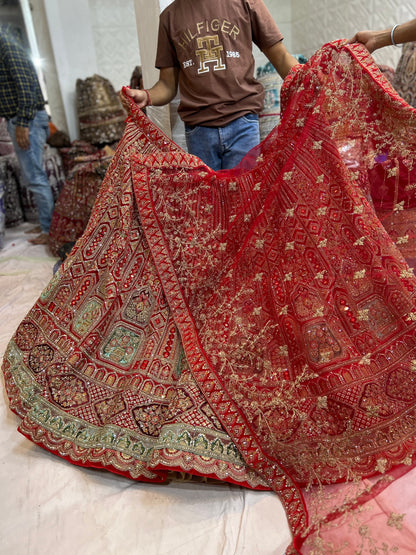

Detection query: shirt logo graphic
xmin=195 ymin=35 xmax=226 ymax=74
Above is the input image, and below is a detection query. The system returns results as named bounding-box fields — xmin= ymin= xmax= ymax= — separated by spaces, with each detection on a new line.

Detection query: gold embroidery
xmin=387 ymin=512 xmax=405 ymax=530
xmin=195 ymin=35 xmax=225 ymax=74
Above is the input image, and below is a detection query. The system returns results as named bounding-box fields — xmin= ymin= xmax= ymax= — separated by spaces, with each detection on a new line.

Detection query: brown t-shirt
xmin=155 ymin=0 xmax=283 ymax=127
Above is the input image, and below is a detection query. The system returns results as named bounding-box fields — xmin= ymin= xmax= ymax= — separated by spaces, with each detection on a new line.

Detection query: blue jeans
xmin=185 ymin=113 xmax=260 ymax=171
xmin=7 ymin=110 xmax=54 ymax=233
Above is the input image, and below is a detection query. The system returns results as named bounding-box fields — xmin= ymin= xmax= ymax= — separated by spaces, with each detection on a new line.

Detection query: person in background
xmin=123 ymin=0 xmax=299 ymax=171
xmin=0 ymin=23 xmax=53 ymax=245
xmin=350 ymin=18 xmax=416 ymax=53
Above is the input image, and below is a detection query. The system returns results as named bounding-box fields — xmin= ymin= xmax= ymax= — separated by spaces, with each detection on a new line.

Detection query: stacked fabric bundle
xmin=0 ymin=117 xmax=21 ymax=244
xmin=0 ymin=116 xmax=14 ymax=156
xmin=48 ymin=142 xmax=113 ymax=257
xmin=76 ymin=74 xmax=126 ymax=145
xmin=393 ymin=41 xmax=416 ymax=107
xmin=0 ymin=153 xmax=25 ymax=228
xmin=47 ymin=74 xmax=123 ymax=260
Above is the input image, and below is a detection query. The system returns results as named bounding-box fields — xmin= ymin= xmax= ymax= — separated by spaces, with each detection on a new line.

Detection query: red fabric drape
xmin=4 ymin=41 xmax=416 ymax=552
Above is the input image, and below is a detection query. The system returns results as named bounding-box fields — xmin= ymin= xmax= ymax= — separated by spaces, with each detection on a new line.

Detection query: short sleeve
xmin=247 ymin=0 xmax=283 ymax=50
xmin=155 ymin=10 xmax=180 ymax=69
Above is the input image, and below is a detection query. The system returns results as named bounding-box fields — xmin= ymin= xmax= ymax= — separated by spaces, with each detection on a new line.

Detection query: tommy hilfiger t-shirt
xmin=155 ymin=0 xmax=283 ymax=126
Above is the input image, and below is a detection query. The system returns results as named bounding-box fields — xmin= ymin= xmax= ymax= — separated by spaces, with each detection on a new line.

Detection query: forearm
xmin=147 ymin=76 xmax=178 ymax=106
xmin=390 ymin=19 xmax=416 ymax=46
xmin=372 ymin=19 xmax=416 ymax=50
xmin=263 ymin=42 xmax=299 ymax=79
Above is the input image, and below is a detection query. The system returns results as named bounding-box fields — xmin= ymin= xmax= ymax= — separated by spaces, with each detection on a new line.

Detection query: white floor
xmin=0 ymin=223 xmax=291 ymax=555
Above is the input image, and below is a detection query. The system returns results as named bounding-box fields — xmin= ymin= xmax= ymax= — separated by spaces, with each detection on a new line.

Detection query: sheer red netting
xmin=3 ymin=41 xmax=416 ymax=552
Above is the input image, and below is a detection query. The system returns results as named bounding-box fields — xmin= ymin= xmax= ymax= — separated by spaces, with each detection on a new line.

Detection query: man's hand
xmin=15 ymin=126 xmax=30 ymax=150
xmin=349 ymin=31 xmax=378 ymax=53
xmin=119 ymin=67 xmax=179 ymax=113
xmin=120 ymin=88 xmax=147 ymax=113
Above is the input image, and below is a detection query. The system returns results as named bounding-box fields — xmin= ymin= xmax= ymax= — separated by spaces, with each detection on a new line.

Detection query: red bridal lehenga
xmin=3 ymin=41 xmax=416 ymax=553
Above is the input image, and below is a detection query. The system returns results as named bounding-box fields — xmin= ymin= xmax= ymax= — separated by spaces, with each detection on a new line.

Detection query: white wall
xmin=291 ymin=0 xmax=414 ymax=68
xmin=43 ymin=0 xmax=98 ymax=141
xmin=89 ymin=0 xmax=141 ymax=93
xmin=132 ymin=0 xmax=171 ymax=137
xmin=253 ymin=0 xmax=293 ymax=69
xmin=7 ymin=0 xmax=66 ymax=133
xmin=30 ymin=0 xmax=140 ymax=140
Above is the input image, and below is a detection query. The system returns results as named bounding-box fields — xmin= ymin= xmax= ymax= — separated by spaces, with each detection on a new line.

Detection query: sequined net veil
xmin=3 ymin=41 xmax=416 ymax=552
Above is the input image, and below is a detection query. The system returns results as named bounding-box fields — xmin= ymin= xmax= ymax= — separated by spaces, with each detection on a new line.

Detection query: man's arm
xmin=263 ymin=41 xmax=300 ymax=80
xmin=350 ymin=18 xmax=416 ymax=53
xmin=123 ymin=66 xmax=179 ymax=109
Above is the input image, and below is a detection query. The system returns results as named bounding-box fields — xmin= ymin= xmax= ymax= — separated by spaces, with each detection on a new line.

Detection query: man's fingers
xmin=15 ymin=127 xmax=30 ymax=149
